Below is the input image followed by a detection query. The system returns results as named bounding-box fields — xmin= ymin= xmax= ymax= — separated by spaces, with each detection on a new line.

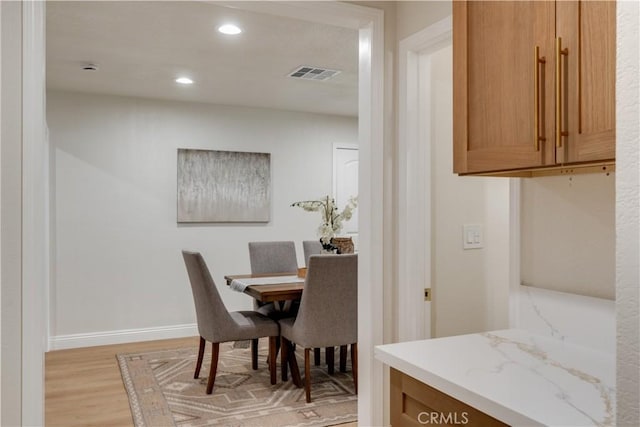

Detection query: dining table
xmin=224 ymin=272 xmax=304 ymax=303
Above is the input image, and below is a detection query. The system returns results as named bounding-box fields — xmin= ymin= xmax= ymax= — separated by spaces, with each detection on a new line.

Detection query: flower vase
xmin=321 ymin=239 xmax=337 ymax=254
xmin=331 ymin=237 xmax=354 ymax=254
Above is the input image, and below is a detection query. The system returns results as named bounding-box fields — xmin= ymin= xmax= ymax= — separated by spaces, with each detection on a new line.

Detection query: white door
xmin=333 ymin=144 xmax=359 ymax=246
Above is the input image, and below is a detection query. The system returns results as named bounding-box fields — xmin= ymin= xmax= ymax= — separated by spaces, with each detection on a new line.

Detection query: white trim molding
xmin=49 ymin=323 xmax=199 ymax=351
xmin=356 ymin=11 xmax=386 ymax=426
xmin=21 ymin=1 xmax=47 ymax=425
xmin=1 ymin=2 xmax=25 ymax=424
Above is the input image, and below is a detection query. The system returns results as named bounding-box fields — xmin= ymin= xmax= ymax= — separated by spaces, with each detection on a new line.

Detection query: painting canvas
xmin=177 ymin=149 xmax=271 ymax=222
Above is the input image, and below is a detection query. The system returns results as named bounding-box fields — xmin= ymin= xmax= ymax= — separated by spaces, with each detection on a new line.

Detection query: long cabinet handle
xmin=534 ymin=46 xmax=546 ymax=151
xmin=555 ymin=37 xmax=569 ymax=148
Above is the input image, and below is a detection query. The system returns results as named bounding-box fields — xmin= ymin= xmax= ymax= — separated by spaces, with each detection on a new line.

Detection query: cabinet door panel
xmin=557 ymin=0 xmax=615 ymax=163
xmin=454 ymin=1 xmax=555 ymax=174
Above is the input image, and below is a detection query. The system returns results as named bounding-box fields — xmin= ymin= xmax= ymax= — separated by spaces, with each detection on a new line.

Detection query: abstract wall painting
xmin=177 ymin=149 xmax=271 ymax=223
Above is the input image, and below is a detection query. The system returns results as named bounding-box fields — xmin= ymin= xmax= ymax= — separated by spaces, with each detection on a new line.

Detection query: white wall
xmin=521 ymin=174 xmax=615 ymax=300
xmin=47 ymin=91 xmax=357 ymax=347
xmin=429 ymin=45 xmax=510 ymax=338
xmin=616 ymin=0 xmax=640 ymax=423
xmin=396 ymin=1 xmax=451 ymax=41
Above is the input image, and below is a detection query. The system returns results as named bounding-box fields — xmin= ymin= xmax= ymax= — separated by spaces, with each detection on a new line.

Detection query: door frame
xmin=17 ymin=1 xmax=386 ymax=425
xmin=397 ymin=16 xmax=452 ymax=341
xmin=1 ymin=1 xmax=48 ymax=425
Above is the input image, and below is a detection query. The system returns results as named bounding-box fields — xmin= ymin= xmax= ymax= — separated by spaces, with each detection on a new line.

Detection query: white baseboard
xmin=48 ymin=323 xmax=198 ymax=351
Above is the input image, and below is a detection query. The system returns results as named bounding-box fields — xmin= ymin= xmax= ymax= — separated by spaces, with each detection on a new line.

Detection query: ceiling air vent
xmin=288 ymin=66 xmax=340 ymax=81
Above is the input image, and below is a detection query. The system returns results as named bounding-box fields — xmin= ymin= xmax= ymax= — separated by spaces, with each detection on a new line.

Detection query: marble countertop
xmin=375 ymin=329 xmax=615 ymax=426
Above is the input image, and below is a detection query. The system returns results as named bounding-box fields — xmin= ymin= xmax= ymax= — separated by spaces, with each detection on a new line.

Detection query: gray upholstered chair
xmin=248 ymin=241 xmax=299 ymax=360
xmin=279 ymin=253 xmax=358 ymax=403
xmin=302 ymin=240 xmax=323 ymax=266
xmin=303 ymin=239 xmax=332 ymax=367
xmin=249 ymin=241 xmax=299 ymax=276
xmin=248 ymin=240 xmax=299 ymax=315
xmin=182 ymin=250 xmax=279 ymax=394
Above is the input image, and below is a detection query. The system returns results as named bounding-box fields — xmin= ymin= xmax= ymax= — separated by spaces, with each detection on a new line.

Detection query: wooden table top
xmin=224 ymin=273 xmax=304 ymax=303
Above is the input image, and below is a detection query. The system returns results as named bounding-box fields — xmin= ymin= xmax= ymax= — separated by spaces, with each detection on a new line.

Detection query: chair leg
xmin=314 ymin=348 xmax=321 ymax=365
xmin=251 ymin=338 xmax=259 ymax=370
xmin=286 ymin=338 xmax=303 ymax=388
xmin=351 ymin=343 xmax=358 ymax=394
xmin=269 ymin=336 xmax=277 ymax=385
xmin=326 ymin=347 xmax=335 ymax=374
xmin=272 ymin=336 xmax=281 ymax=364
xmin=266 ymin=336 xmax=281 ymax=367
xmin=339 ymin=345 xmax=348 ymax=372
xmin=194 ymin=336 xmax=205 ymax=379
xmin=281 ymin=337 xmax=289 ymax=382
xmin=206 ymin=342 xmax=220 ymax=394
xmin=304 ymin=348 xmax=312 ymax=403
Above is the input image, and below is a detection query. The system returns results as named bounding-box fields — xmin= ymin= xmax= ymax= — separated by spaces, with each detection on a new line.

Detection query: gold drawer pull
xmin=534 ymin=46 xmax=546 ymax=151
xmin=556 ymin=37 xmax=569 ymax=148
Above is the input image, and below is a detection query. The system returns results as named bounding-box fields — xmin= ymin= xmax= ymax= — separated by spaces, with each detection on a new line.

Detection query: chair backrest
xmin=248 ymin=241 xmax=298 ymax=274
xmin=182 ymin=250 xmax=235 ymax=342
xmin=294 ymin=254 xmax=358 ymax=347
xmin=302 ymin=240 xmax=323 ymax=266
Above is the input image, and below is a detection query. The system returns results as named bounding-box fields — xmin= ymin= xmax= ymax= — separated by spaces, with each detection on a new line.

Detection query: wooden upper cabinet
xmin=453 ymin=1 xmax=616 ymax=176
xmin=557 ymin=1 xmax=616 ymax=164
xmin=453 ymin=1 xmax=555 ymax=174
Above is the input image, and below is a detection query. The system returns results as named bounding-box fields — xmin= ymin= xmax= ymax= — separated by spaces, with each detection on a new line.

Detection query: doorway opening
xmin=397 ymin=17 xmax=452 ymax=342
xmin=20 ymin=1 xmax=385 ymax=426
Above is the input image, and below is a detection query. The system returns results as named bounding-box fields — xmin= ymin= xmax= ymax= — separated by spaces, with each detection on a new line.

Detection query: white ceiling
xmin=46 ymin=1 xmax=359 ymax=117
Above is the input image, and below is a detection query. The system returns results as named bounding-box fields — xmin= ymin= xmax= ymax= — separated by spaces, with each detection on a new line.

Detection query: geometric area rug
xmin=117 ymin=341 xmax=357 ymax=427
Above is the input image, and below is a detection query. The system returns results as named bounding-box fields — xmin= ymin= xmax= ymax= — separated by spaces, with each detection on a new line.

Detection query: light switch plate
xmin=463 ymin=224 xmax=483 ymax=249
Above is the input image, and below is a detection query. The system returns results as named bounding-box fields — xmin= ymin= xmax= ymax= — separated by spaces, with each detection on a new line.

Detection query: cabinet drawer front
xmin=390 ymin=368 xmax=509 ymax=427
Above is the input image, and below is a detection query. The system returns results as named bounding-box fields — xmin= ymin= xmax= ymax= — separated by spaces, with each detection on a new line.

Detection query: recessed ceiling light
xmin=175 ymin=77 xmax=194 ymax=85
xmin=218 ymin=24 xmax=242 ymax=35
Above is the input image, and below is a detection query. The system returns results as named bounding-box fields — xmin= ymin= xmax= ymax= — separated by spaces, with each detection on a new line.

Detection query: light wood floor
xmin=45 ymin=336 xmax=357 ymax=427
